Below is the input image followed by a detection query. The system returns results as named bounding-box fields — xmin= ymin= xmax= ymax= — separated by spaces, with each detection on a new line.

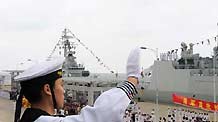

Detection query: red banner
xmin=172 ymin=93 xmax=218 ymax=112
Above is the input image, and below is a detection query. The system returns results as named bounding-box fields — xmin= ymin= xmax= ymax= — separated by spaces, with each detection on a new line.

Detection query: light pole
xmin=213 ymin=52 xmax=217 ymax=121
xmin=141 ymin=46 xmax=159 ymax=122
xmin=214 ymin=23 xmax=218 ymax=122
xmin=213 ymin=34 xmax=218 ymax=121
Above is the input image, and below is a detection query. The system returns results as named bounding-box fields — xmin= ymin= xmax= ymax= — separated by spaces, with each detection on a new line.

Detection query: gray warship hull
xmin=140 ymin=60 xmax=218 ymax=103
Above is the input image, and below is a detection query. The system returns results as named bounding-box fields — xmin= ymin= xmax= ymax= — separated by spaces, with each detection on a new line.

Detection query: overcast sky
xmin=0 ymin=0 xmax=218 ymax=73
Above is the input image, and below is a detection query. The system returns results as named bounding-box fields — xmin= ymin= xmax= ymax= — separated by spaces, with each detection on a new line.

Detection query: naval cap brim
xmin=15 ymin=57 xmax=64 ymax=82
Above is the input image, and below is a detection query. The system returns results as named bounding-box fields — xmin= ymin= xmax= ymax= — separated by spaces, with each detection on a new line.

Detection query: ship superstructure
xmin=53 ymin=29 xmax=125 ymax=106
xmin=141 ymin=42 xmax=218 ymax=103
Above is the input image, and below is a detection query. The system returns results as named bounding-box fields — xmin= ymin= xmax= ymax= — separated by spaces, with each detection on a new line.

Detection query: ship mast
xmin=62 ymin=28 xmax=75 ymax=58
xmin=48 ymin=28 xmax=114 ymax=74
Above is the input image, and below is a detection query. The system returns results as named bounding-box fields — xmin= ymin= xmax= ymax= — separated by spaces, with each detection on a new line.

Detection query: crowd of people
xmin=63 ymin=97 xmax=86 ymax=115
xmin=123 ymin=101 xmax=211 ymax=122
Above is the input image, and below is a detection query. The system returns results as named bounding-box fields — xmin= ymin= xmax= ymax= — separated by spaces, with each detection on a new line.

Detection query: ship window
xmin=68 ymin=53 xmax=73 ymax=56
xmin=178 ymin=58 xmax=185 ymax=64
xmin=187 ymin=59 xmax=194 ymax=64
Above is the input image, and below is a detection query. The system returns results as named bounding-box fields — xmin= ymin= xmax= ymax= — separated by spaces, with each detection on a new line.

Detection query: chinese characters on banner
xmin=172 ymin=93 xmax=218 ymax=112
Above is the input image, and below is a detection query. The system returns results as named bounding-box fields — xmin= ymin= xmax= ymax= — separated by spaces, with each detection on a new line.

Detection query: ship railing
xmin=190 ymin=69 xmax=218 ymax=76
xmin=174 ymin=64 xmax=196 ymax=69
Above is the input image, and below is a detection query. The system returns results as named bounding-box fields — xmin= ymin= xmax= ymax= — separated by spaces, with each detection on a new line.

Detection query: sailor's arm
xmin=35 ymin=47 xmax=141 ymax=122
xmin=77 ymin=80 xmax=137 ymax=122
xmin=35 ymin=78 xmax=138 ymax=122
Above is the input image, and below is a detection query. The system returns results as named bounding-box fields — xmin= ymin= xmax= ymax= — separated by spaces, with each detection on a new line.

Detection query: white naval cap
xmin=15 ymin=57 xmax=64 ymax=82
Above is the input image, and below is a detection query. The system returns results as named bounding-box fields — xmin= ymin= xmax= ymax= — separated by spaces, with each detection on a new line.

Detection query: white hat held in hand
xmin=126 ymin=47 xmax=141 ymax=79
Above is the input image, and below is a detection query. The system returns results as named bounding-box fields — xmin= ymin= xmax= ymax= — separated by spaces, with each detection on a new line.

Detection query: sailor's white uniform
xmin=35 ymin=88 xmax=131 ymax=122
xmin=14 ymin=59 xmax=137 ymax=122
xmin=14 ymin=47 xmax=141 ymax=122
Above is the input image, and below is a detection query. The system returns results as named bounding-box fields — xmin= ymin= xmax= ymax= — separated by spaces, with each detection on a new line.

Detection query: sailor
xmin=14 ymin=47 xmax=142 ymax=122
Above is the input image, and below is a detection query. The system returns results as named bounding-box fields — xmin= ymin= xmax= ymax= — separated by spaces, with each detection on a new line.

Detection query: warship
xmin=140 ymin=42 xmax=218 ymax=104
xmin=55 ymin=29 xmax=126 ymax=106
xmin=3 ymin=29 xmax=217 ymax=108
xmin=51 ymin=29 xmax=218 ymax=106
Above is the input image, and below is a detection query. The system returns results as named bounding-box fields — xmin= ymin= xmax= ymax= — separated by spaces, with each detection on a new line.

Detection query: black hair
xmin=21 ymin=70 xmax=60 ymax=103
xmin=21 ymin=76 xmax=54 ymax=103
xmin=14 ymin=69 xmax=62 ymax=122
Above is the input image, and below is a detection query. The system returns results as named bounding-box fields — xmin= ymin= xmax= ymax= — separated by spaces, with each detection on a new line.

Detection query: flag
xmin=171 ymin=50 xmax=174 ymax=53
xmin=77 ymin=38 xmax=80 ymax=42
xmin=207 ymin=39 xmax=210 ymax=45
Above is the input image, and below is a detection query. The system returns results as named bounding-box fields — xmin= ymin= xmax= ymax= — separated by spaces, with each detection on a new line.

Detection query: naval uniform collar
xmin=20 ymin=108 xmax=50 ymax=122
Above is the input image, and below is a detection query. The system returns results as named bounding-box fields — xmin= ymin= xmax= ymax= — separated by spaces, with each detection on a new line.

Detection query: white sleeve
xmin=35 ymin=88 xmax=131 ymax=122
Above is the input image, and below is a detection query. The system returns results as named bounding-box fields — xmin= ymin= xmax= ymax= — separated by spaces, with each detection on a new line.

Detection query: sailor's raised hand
xmin=126 ymin=47 xmax=141 ymax=86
